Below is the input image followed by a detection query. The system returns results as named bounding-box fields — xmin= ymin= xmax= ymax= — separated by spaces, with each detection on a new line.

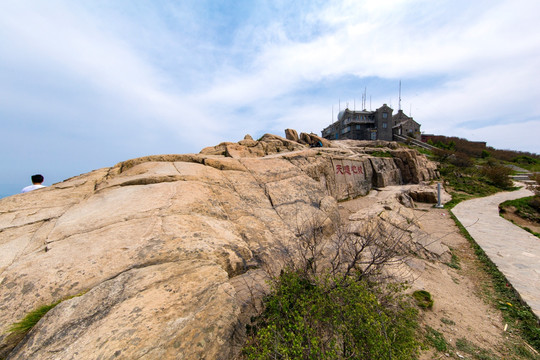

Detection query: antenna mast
xmin=399 ymin=80 xmax=402 ymax=111
xmin=364 ymin=87 xmax=367 ymax=109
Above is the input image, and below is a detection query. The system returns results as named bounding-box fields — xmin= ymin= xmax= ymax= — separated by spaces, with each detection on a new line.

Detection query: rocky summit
xmin=0 ymin=132 xmax=441 ymax=359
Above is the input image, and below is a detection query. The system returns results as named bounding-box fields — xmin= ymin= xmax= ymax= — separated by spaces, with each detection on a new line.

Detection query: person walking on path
xmin=21 ymin=174 xmax=46 ymax=193
xmin=451 ymin=184 xmax=540 ymax=319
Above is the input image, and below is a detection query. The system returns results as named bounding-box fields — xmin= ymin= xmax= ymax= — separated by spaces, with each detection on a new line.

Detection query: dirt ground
xmin=501 ymin=206 xmax=540 ymax=234
xmin=339 ymin=189 xmax=539 ymax=359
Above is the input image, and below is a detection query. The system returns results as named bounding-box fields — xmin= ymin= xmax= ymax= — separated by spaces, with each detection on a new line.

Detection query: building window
xmin=356 ymin=125 xmax=361 ymax=130
xmin=382 ymin=122 xmax=387 ymax=129
xmin=341 ymin=126 xmax=350 ymax=134
xmin=382 ymin=112 xmax=388 ymax=119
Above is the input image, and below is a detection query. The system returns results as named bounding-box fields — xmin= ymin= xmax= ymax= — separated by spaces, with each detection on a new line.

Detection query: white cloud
xmin=1 ymin=0 xmax=539 ymax=197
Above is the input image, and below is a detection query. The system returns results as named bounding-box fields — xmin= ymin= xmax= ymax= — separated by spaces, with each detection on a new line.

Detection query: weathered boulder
xmin=299 ymin=132 xmax=331 ymax=148
xmin=408 ymin=184 xmax=451 ymax=204
xmin=369 ymin=157 xmax=403 ymax=188
xmin=284 ymin=128 xmax=299 ymax=142
xmin=391 ymin=148 xmax=439 ymax=183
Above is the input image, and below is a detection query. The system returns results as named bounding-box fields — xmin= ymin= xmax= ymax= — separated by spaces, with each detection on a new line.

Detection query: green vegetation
xmin=512 ymin=155 xmax=540 ymax=172
xmin=433 ymin=144 xmax=519 ymax=210
xmin=371 ymin=150 xmax=393 ymax=158
xmin=243 ymin=271 xmax=420 ymax=359
xmin=445 ymin=250 xmax=461 ymax=270
xmin=416 ymin=147 xmax=433 ymax=156
xmin=499 ymin=195 xmax=540 ymax=239
xmin=424 ymin=326 xmax=447 ymax=352
xmin=440 ymin=318 xmax=455 ymax=326
xmin=500 ymin=196 xmax=540 ymax=224
xmin=7 ymin=291 xmax=86 ymax=337
xmin=412 ymin=290 xmax=434 ymax=309
xmin=426 ymin=135 xmax=539 ymax=164
xmin=455 ymin=338 xmax=498 ymax=360
xmin=8 ymin=301 xmax=61 ymax=334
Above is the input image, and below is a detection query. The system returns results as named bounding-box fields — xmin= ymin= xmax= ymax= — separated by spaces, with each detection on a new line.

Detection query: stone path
xmin=451 ymin=186 xmax=540 ymax=319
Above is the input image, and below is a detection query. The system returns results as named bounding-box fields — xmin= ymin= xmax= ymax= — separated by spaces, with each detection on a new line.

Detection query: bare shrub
xmin=449 ymin=152 xmax=473 ymax=168
xmin=275 ymin=209 xmax=417 ymax=292
xmin=481 ymin=163 xmax=513 ymax=189
xmin=532 ymin=173 xmax=540 ymax=186
xmin=241 ymin=212 xmax=420 ymax=359
xmin=530 ymin=196 xmax=540 ymax=212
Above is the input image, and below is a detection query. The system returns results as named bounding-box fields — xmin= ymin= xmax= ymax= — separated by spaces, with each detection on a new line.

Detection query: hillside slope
xmin=0 ymin=134 xmax=441 ymax=359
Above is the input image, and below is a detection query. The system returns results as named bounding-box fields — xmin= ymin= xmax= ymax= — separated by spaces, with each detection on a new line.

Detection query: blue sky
xmin=1 ymin=0 xmax=539 ymax=197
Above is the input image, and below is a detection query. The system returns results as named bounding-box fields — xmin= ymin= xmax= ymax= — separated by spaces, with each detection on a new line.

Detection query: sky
xmin=1 ymin=0 xmax=540 ymax=198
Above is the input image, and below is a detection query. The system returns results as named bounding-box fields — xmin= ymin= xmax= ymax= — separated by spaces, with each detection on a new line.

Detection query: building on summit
xmin=392 ymin=109 xmax=421 ymax=139
xmin=321 ymin=104 xmax=421 ymax=141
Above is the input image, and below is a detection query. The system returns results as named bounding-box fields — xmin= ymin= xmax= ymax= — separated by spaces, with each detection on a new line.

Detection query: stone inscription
xmin=335 ymin=164 xmax=363 ymax=175
xmin=331 ymin=159 xmax=370 ymax=200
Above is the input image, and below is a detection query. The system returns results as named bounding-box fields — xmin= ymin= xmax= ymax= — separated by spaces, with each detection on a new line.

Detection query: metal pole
xmin=435 ymin=182 xmax=444 ymax=208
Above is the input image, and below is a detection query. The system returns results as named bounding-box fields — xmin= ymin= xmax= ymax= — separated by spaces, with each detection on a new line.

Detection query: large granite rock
xmin=284 ymin=128 xmax=299 ymax=142
xmin=0 ymin=134 xmax=440 ymax=359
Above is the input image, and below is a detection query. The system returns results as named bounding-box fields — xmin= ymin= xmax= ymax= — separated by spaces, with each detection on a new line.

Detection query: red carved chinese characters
xmin=335 ymin=164 xmax=363 ymax=175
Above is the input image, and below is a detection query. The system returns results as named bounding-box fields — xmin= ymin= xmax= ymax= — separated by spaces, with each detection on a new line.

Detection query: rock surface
xmin=0 ymin=133 xmax=441 ymax=359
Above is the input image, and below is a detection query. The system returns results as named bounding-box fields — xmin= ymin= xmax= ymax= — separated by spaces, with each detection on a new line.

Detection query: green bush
xmin=530 ymin=196 xmax=540 ymax=212
xmin=412 ymin=290 xmax=434 ymax=309
xmin=243 ymin=271 xmax=419 ymax=359
xmin=512 ymin=155 xmax=539 ymax=165
xmin=481 ymin=164 xmax=513 ymax=189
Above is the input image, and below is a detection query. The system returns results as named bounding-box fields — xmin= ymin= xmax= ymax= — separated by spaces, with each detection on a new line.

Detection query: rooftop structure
xmin=322 ymin=104 xmax=421 ymax=142
xmin=322 ymin=104 xmax=394 ymax=141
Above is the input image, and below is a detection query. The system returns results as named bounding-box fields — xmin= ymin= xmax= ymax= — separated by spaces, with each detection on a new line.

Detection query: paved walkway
xmin=451 ymin=186 xmax=540 ymax=319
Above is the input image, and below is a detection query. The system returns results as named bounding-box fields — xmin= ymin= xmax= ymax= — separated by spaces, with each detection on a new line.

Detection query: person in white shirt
xmin=21 ymin=174 xmax=46 ymax=193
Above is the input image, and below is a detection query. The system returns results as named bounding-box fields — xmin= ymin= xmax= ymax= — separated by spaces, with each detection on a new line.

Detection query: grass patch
xmin=440 ymin=318 xmax=455 ymax=326
xmin=425 ymin=326 xmax=447 ymax=352
xmin=412 ymin=290 xmax=434 ymax=309
xmin=7 ymin=301 xmax=61 ymax=334
xmin=523 ymin=226 xmax=540 ymax=238
xmin=500 ymin=196 xmax=540 ymax=224
xmin=455 ymin=338 xmax=498 ymax=360
xmin=7 ymin=291 xmax=86 ymax=336
xmin=445 ymin=250 xmax=461 ymax=270
xmin=510 ymin=343 xmax=538 ymax=359
xmin=416 ymin=148 xmax=433 ymax=156
xmin=371 ymin=150 xmax=393 ymax=158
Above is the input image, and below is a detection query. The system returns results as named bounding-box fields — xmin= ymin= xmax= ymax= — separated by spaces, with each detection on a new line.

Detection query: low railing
xmin=393 ymin=134 xmax=438 ymax=150
xmin=343 ymin=118 xmax=374 ymax=125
